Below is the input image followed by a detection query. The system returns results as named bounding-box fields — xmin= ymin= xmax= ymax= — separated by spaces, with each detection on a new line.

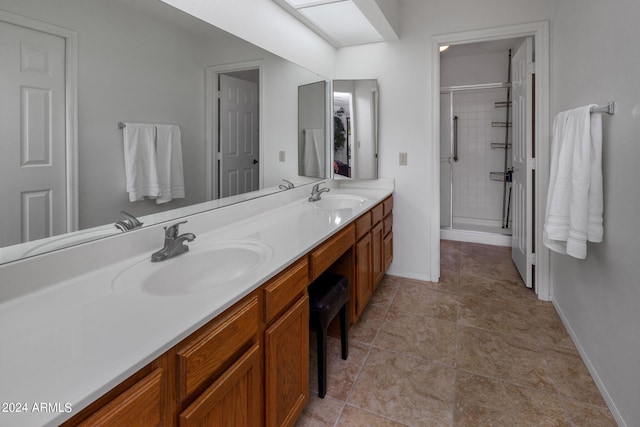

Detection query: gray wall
xmin=551 ymin=1 xmax=640 ymax=424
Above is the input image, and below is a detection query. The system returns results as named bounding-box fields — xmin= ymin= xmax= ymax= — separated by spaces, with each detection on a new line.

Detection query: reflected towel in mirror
xmin=303 ymin=129 xmax=325 ymax=178
xmin=123 ymin=123 xmax=160 ymax=202
xmin=156 ymin=124 xmax=185 ymax=204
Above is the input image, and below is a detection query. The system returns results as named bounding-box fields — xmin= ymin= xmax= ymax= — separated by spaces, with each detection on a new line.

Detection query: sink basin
xmin=312 ymin=194 xmax=368 ymax=210
xmin=112 ymin=239 xmax=273 ymax=296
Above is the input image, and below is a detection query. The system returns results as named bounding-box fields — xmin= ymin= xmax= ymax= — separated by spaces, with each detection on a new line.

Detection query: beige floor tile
xmin=531 ymin=304 xmax=576 ymax=349
xmin=374 ymin=310 xmax=457 ymax=366
xmin=309 ymin=335 xmax=370 ymax=401
xmin=350 ymin=303 xmax=388 ymax=344
xmin=544 ymin=345 xmax=607 ymax=406
xmin=369 ymin=276 xmax=401 ymax=308
xmin=457 ymin=326 xmax=556 ymax=393
xmin=455 ymin=371 xmax=570 ymax=427
xmin=458 ymin=294 xmax=536 ymax=339
xmin=562 ymin=399 xmax=617 ymax=427
xmin=295 ymin=394 xmax=344 ymax=427
xmin=348 ymin=347 xmax=455 ymax=427
xmin=458 ymin=271 xmax=538 ymax=305
xmin=390 ymin=281 xmax=459 ymax=322
xmin=337 ymin=406 xmax=407 ymax=427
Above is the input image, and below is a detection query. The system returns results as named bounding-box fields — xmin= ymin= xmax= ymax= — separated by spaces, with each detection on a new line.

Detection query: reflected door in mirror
xmin=298 ymin=81 xmax=327 ymax=179
xmin=0 ymin=20 xmax=68 ymax=246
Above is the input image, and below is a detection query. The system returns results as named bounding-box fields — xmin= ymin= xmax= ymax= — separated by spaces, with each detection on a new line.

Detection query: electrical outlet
xmin=279 ymin=151 xmax=285 ymax=162
xmin=399 ymin=152 xmax=408 ymax=166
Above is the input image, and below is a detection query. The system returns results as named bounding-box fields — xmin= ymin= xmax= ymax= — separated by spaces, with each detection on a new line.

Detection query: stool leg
xmin=317 ymin=329 xmax=327 ymax=398
xmin=340 ymin=304 xmax=348 ymax=360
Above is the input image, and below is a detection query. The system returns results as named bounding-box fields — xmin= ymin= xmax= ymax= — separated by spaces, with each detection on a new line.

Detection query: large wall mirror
xmin=298 ymin=81 xmax=328 ymax=179
xmin=332 ymin=79 xmax=379 ymax=180
xmin=0 ymin=0 xmax=327 ymax=264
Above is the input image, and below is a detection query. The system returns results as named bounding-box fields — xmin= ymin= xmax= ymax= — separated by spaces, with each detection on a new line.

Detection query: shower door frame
xmin=430 ymin=22 xmax=551 ymax=301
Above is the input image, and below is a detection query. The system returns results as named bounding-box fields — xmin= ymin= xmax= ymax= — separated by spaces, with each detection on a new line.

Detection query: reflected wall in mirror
xmin=332 ymin=80 xmax=379 ymax=179
xmin=0 ymin=0 xmax=326 ymax=264
xmin=298 ymin=81 xmax=328 ymax=179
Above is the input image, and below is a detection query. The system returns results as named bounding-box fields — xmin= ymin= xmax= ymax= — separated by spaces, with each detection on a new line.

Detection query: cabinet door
xmin=78 ymin=368 xmax=163 ymax=427
xmin=372 ymin=222 xmax=384 ymax=288
xmin=265 ymin=295 xmax=309 ymax=427
xmin=355 ymin=233 xmax=373 ymax=318
xmin=384 ymin=232 xmax=393 ymax=272
xmin=179 ymin=345 xmax=262 ymax=427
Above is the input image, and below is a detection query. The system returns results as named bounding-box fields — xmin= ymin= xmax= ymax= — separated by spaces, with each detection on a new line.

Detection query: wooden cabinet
xmin=355 ymin=231 xmax=373 ymax=318
xmin=179 ymin=345 xmax=262 ymax=427
xmin=76 ymin=368 xmax=163 ymax=427
xmin=265 ymin=295 xmax=309 ymax=427
xmin=382 ymin=196 xmax=393 ymax=271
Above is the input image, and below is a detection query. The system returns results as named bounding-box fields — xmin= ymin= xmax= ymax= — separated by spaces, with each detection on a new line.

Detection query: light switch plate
xmin=399 ymin=152 xmax=408 ymax=166
xmin=279 ymin=151 xmax=286 ymax=162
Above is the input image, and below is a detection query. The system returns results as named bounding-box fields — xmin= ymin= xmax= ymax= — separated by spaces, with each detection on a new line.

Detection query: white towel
xmin=123 ymin=123 xmax=160 ymax=202
xmin=543 ymin=105 xmax=603 ymax=259
xmin=155 ymin=124 xmax=185 ymax=204
xmin=303 ymin=129 xmax=325 ymax=178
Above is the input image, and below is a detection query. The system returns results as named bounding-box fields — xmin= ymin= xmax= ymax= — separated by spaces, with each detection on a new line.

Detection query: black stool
xmin=307 ymin=272 xmax=350 ymax=398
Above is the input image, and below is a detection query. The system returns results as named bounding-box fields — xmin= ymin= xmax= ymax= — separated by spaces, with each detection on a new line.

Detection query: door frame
xmin=430 ymin=21 xmax=551 ymax=300
xmin=205 ymin=61 xmax=263 ymax=201
xmin=0 ymin=10 xmax=79 ymax=232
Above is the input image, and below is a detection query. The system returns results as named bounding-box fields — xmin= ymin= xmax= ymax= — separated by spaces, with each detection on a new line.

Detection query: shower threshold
xmin=440 ymin=225 xmax=512 ymax=246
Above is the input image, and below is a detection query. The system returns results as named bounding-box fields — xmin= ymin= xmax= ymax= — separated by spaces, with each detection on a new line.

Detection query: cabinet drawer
xmin=371 ymin=203 xmax=384 ymax=225
xmin=383 ymin=213 xmax=393 ymax=236
xmin=78 ymin=368 xmax=163 ymax=427
xmin=355 ymin=212 xmax=372 ymax=241
xmin=264 ymin=258 xmax=309 ymax=324
xmin=310 ymin=224 xmax=355 ymax=281
xmin=177 ymin=295 xmax=259 ymax=401
xmin=383 ymin=195 xmax=393 ymax=217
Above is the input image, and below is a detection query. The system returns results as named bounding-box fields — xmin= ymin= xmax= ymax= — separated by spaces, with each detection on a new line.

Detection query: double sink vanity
xmin=0 ymin=179 xmax=393 ymax=427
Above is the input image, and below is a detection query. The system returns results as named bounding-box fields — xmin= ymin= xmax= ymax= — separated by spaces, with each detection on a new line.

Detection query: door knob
xmin=253 ymin=159 xmax=259 ymax=164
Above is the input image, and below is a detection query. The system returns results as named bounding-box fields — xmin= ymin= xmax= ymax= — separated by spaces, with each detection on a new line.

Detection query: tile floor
xmin=295 ymin=240 xmax=617 ymax=426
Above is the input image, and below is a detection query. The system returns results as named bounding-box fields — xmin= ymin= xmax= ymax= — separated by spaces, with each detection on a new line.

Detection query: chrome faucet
xmin=308 ymin=182 xmax=330 ymax=202
xmin=151 ymin=221 xmax=196 ymax=262
xmin=114 ymin=211 xmax=143 ymax=232
xmin=278 ymin=179 xmax=295 ymax=190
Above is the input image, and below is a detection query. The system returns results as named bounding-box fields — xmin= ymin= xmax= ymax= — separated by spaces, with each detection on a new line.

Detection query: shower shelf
xmin=492 ymin=121 xmax=511 ymax=127
xmin=490 ymin=171 xmax=512 ymax=182
xmin=491 ymin=143 xmax=512 ymax=149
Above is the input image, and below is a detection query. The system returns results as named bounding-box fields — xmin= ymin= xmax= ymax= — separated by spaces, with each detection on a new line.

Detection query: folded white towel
xmin=155 ymin=124 xmax=185 ymax=204
xmin=303 ymin=129 xmax=325 ymax=178
xmin=123 ymin=123 xmax=160 ymax=202
xmin=543 ymin=105 xmax=604 ymax=259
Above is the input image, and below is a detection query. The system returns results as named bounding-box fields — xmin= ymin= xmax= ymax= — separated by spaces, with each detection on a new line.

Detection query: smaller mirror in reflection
xmin=298 ymin=81 xmax=328 ymax=179
xmin=332 ymin=80 xmax=378 ymax=180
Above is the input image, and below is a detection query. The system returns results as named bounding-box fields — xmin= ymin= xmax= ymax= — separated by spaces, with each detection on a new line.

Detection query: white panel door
xmin=511 ymin=37 xmax=534 ymax=288
xmin=440 ymin=92 xmax=453 ymax=228
xmin=0 ymin=21 xmax=66 ymax=247
xmin=219 ymin=74 xmax=259 ymax=198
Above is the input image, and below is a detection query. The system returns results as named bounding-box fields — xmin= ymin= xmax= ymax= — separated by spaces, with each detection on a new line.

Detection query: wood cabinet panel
xmin=372 ymin=222 xmax=384 ymax=288
xmin=78 ymin=368 xmax=163 ymax=427
xmin=383 ymin=213 xmax=393 ymax=236
xmin=310 ymin=224 xmax=355 ymax=280
xmin=383 ymin=195 xmax=393 ymax=217
xmin=355 ymin=212 xmax=372 ymax=241
xmin=177 ymin=296 xmax=259 ymax=402
xmin=264 ymin=258 xmax=309 ymax=324
xmin=355 ymin=233 xmax=373 ymax=318
xmin=371 ymin=203 xmax=384 ymax=225
xmin=384 ymin=232 xmax=393 ymax=272
xmin=265 ymin=295 xmax=309 ymax=427
xmin=179 ymin=344 xmax=262 ymax=427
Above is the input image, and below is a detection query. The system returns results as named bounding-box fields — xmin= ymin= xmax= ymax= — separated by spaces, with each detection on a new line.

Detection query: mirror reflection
xmin=0 ymin=0 xmax=327 ymax=264
xmin=332 ymin=79 xmax=379 ymax=179
xmin=298 ymin=81 xmax=328 ymax=179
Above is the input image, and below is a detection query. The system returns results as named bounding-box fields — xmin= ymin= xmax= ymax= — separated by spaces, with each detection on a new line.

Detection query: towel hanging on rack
xmin=543 ymin=105 xmax=603 ymax=259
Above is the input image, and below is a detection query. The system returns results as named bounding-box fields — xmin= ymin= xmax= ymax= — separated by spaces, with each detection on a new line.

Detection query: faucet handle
xmin=164 ymin=220 xmax=187 ymax=238
xmin=120 ymin=210 xmax=143 ymax=228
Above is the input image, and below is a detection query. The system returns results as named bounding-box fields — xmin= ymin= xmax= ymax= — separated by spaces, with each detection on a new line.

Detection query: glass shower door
xmin=440 ymin=92 xmax=453 ymax=228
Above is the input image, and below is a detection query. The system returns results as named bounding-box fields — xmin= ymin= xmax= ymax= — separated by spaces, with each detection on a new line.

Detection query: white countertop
xmin=0 ymin=181 xmax=392 ymax=427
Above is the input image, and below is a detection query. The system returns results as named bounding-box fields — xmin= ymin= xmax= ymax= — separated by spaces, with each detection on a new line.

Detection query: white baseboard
xmin=552 ymin=299 xmax=626 ymax=427
xmin=440 ymin=228 xmax=511 ymax=247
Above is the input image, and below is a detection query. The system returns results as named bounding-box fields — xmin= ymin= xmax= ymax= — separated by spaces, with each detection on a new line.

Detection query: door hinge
xmin=528 ymin=158 xmax=537 ymax=170
xmin=528 ymin=253 xmax=537 ymax=265
xmin=216 ymin=152 xmax=222 ymax=160
xmin=217 ymin=90 xmax=222 ymax=99
xmin=527 ymin=62 xmax=535 ymax=75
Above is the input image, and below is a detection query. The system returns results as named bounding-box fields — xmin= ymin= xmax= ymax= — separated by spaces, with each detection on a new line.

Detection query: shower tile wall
xmin=452 ymin=89 xmax=510 ymax=227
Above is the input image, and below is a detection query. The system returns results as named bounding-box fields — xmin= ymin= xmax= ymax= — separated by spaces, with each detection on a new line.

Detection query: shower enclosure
xmin=440 ymin=84 xmax=513 ymax=245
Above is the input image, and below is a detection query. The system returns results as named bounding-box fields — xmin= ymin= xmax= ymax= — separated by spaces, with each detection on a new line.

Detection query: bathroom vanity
xmin=0 ymin=180 xmax=393 ymax=427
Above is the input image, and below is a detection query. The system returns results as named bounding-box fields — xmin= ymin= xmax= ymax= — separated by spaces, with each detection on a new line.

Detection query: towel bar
xmin=590 ymin=102 xmax=615 ymax=115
